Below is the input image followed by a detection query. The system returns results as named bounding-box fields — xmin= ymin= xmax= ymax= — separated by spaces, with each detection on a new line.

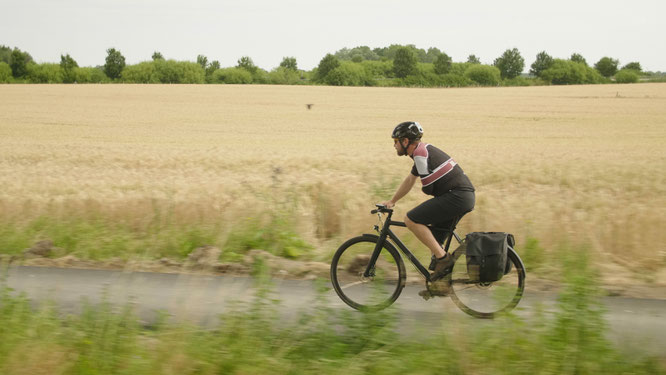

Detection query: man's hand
xmin=380 ymin=200 xmax=395 ymax=209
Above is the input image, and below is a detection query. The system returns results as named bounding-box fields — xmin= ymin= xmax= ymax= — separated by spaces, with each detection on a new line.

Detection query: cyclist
xmin=381 ymin=121 xmax=475 ymax=286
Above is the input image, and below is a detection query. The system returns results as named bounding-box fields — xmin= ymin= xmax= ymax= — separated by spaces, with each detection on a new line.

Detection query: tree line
xmin=0 ymin=44 xmax=662 ymax=86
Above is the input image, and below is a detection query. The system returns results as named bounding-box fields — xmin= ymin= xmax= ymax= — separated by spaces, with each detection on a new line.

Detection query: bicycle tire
xmin=330 ymin=234 xmax=406 ymax=311
xmin=449 ymin=247 xmax=525 ymax=319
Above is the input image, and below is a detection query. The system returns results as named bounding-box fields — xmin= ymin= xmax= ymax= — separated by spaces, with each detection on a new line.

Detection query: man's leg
xmin=404 ymin=216 xmax=446 ymax=258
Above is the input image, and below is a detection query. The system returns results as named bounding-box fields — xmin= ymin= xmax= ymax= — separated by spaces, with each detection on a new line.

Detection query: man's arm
xmin=382 ymin=173 xmax=417 ymax=208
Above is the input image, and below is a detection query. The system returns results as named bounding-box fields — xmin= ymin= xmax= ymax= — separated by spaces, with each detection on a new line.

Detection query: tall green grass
xmin=0 ymin=212 xmax=313 ymax=263
xmin=0 ymin=248 xmax=663 ymax=375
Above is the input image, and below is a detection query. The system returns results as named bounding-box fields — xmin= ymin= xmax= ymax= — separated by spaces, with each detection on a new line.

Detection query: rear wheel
xmin=449 ymin=247 xmax=525 ymax=319
xmin=330 ymin=235 xmax=406 ymax=311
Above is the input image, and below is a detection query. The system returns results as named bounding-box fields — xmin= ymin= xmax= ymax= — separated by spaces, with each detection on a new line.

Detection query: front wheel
xmin=449 ymin=247 xmax=526 ymax=319
xmin=330 ymin=235 xmax=406 ymax=311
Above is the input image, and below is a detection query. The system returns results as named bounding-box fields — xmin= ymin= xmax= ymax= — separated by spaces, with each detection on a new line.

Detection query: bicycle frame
xmin=365 ymin=208 xmax=464 ymax=283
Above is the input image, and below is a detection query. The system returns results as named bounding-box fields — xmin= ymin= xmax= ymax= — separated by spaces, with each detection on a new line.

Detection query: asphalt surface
xmin=3 ymin=266 xmax=665 ymax=358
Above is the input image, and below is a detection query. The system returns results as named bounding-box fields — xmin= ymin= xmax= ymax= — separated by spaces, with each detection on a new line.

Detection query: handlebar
xmin=371 ymin=204 xmax=393 ymax=214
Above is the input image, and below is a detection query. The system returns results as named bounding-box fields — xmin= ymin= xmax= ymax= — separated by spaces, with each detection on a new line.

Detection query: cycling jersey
xmin=410 ymin=143 xmax=475 ymax=196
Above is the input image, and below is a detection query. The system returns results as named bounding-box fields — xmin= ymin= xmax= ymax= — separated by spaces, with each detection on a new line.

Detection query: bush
xmin=249 ymin=69 xmax=268 ymax=84
xmin=360 ymin=60 xmax=393 ymax=79
xmin=464 ymin=64 xmax=501 ymax=86
xmin=121 ymin=61 xmax=157 ymax=83
xmin=211 ymin=67 xmax=253 ymax=84
xmin=0 ymin=61 xmax=11 ymax=82
xmin=440 ymin=73 xmax=471 ymax=87
xmin=502 ymin=76 xmax=539 ymax=86
xmin=121 ymin=60 xmax=205 ymax=84
xmin=325 ymin=61 xmax=373 ymax=86
xmin=75 ymin=67 xmax=108 ymax=83
xmin=27 ymin=63 xmax=63 ymax=83
xmin=540 ymin=59 xmax=605 ymax=85
xmin=614 ymin=69 xmax=639 ymax=84
xmin=154 ymin=60 xmax=205 ymax=84
xmin=449 ymin=62 xmax=472 ymax=76
xmin=395 ymin=64 xmax=440 ymax=87
xmin=267 ymin=67 xmax=302 ymax=85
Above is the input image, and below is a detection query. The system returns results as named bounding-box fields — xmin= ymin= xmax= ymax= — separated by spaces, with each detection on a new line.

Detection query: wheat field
xmin=1 ymin=83 xmax=665 ymax=285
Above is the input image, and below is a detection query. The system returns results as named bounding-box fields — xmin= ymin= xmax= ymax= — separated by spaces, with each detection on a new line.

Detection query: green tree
xmin=0 ymin=61 xmax=12 ymax=82
xmin=279 ymin=57 xmax=297 ymax=71
xmin=433 ymin=52 xmax=452 ymax=75
xmin=10 ymin=48 xmax=32 ymax=78
xmin=0 ymin=45 xmax=12 ymax=64
xmin=205 ymin=60 xmax=220 ymax=81
xmin=335 ymin=46 xmax=380 ymax=61
xmin=594 ymin=57 xmax=619 ymax=78
xmin=622 ymin=62 xmax=642 ymax=72
xmin=425 ymin=47 xmax=443 ymax=63
xmin=530 ymin=51 xmax=554 ymax=78
xmin=494 ymin=48 xmax=524 ymax=79
xmin=315 ymin=54 xmax=340 ymax=82
xmin=467 ymin=54 xmax=481 ymax=64
xmin=104 ymin=48 xmax=126 ymax=80
xmin=152 ymin=51 xmax=164 ymax=61
xmin=197 ymin=54 xmax=208 ymax=69
xmin=570 ymin=53 xmax=587 ymax=66
xmin=237 ymin=56 xmax=257 ymax=73
xmin=60 ymin=54 xmax=78 ymax=83
xmin=393 ymin=46 xmax=418 ymax=78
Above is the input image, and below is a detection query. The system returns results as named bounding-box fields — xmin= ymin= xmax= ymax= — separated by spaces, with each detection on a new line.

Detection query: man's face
xmin=393 ymin=138 xmax=408 ymax=156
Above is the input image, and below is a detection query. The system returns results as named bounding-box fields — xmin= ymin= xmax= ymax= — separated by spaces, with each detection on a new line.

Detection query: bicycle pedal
xmin=418 ymin=289 xmax=433 ymax=301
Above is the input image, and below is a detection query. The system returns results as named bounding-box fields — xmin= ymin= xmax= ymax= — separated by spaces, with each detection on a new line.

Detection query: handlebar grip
xmin=371 ymin=209 xmax=379 ymax=214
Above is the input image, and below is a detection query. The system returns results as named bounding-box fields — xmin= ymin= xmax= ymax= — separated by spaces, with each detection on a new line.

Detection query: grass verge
xmin=1 ymin=248 xmax=664 ymax=374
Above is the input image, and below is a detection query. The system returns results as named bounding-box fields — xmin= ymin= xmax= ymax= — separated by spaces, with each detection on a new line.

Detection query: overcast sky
xmin=2 ymin=0 xmax=665 ymax=72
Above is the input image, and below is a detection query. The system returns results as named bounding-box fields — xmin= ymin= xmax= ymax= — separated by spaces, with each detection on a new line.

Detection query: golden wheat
xmin=1 ymin=83 xmax=665 ymax=284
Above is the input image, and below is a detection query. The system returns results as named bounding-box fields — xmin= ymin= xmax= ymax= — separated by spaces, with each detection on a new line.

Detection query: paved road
xmin=3 ymin=266 xmax=665 ymax=358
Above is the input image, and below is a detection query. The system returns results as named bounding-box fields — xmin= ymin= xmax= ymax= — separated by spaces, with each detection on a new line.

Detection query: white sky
xmin=2 ymin=0 xmax=665 ymax=72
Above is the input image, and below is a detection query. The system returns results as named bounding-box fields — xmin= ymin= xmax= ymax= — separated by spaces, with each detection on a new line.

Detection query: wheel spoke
xmin=330 ymin=236 xmax=405 ymax=311
xmin=449 ymin=248 xmax=525 ymax=318
xmin=339 ymin=279 xmax=370 ymax=290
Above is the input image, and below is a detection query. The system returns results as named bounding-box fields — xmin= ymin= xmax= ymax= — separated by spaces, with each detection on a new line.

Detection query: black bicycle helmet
xmin=391 ymin=121 xmax=423 ymax=140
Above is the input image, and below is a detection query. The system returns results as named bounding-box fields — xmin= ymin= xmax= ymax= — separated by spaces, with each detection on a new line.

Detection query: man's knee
xmin=404 ymin=215 xmax=418 ymax=228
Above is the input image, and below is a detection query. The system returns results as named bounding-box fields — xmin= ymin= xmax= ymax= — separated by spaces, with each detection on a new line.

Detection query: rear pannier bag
xmin=465 ymin=232 xmax=510 ymax=282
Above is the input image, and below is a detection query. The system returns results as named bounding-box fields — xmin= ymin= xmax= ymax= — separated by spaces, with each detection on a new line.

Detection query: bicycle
xmin=330 ymin=204 xmax=526 ymax=318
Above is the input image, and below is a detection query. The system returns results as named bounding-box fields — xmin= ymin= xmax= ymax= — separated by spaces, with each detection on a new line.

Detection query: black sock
xmin=438 ymin=253 xmax=448 ymax=260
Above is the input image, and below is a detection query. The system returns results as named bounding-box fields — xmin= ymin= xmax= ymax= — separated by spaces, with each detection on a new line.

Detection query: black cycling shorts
xmin=406 ymin=190 xmax=475 ymax=244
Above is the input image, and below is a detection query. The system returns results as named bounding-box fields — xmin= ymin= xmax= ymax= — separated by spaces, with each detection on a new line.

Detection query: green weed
xmin=1 ymin=245 xmax=664 ymax=374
